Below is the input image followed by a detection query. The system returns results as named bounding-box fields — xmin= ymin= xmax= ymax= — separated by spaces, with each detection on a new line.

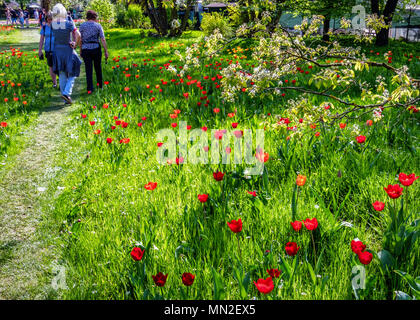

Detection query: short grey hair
xmin=52 ymin=3 xmax=67 ymax=20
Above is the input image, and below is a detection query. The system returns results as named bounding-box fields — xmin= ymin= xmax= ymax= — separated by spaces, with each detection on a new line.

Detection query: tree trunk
xmin=372 ymin=0 xmax=399 ymax=46
xmin=266 ymin=6 xmax=282 ymax=34
xmin=323 ymin=17 xmax=330 ymax=41
xmin=41 ymin=0 xmax=50 ymax=11
xmin=146 ymin=0 xmax=168 ymax=36
xmin=238 ymin=0 xmax=249 ymax=24
xmin=406 ymin=10 xmax=412 ymax=41
xmin=177 ymin=0 xmax=194 ymax=36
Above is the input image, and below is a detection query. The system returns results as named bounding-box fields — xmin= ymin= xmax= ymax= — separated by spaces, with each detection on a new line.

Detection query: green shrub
xmin=115 ymin=3 xmax=128 ymax=27
xmin=88 ymin=0 xmax=115 ymax=29
xmin=126 ymin=4 xmax=151 ymax=29
xmin=201 ymin=12 xmax=233 ymax=38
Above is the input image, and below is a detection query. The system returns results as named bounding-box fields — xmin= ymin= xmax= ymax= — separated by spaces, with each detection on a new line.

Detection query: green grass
xmin=12 ymin=28 xmax=420 ymax=300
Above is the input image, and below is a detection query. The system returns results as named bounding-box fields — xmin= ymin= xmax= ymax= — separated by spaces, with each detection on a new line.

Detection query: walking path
xmin=0 ymin=28 xmax=85 ymax=299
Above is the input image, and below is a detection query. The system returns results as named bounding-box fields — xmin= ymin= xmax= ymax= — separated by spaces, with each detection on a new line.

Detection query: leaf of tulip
xmin=291 ymin=183 xmax=297 ymax=221
xmin=287 ymin=256 xmax=299 ymax=289
xmin=232 ymin=267 xmax=248 ymax=300
xmin=377 ymin=249 xmax=395 ymax=272
xmin=278 ymin=255 xmax=291 ymax=279
xmin=336 ymin=189 xmax=351 ymax=216
xmin=369 ymin=151 xmax=382 ymax=169
xmin=307 ymin=262 xmax=316 ymax=286
xmin=395 ymin=291 xmax=413 ymax=300
xmin=262 ymin=165 xmax=269 ymax=193
xmin=315 ymin=247 xmax=325 ymax=274
xmin=211 ymin=267 xmax=226 ymax=300
xmin=394 ymin=270 xmax=420 ymax=297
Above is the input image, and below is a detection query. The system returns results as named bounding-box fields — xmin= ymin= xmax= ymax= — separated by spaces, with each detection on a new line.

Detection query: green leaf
xmin=394 ymin=270 xmax=420 ymax=297
xmin=377 ymin=249 xmax=395 ymax=271
xmin=291 ymin=184 xmax=298 ymax=221
xmin=307 ymin=262 xmax=316 ymax=285
xmin=395 ymin=291 xmax=412 ymax=300
xmin=212 ymin=267 xmax=226 ymax=300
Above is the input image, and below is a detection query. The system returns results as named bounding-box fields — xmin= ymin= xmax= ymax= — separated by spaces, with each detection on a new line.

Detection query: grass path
xmin=0 ymin=28 xmax=85 ymax=299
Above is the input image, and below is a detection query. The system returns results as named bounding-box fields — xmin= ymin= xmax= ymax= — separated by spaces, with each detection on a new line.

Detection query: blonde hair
xmin=52 ymin=3 xmax=67 ymax=20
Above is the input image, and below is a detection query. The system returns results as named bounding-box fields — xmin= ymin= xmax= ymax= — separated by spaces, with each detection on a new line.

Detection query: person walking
xmin=51 ymin=3 xmax=82 ymax=104
xmin=34 ymin=9 xmax=39 ymax=23
xmin=6 ymin=9 xmax=12 ymax=26
xmin=18 ymin=9 xmax=24 ymax=28
xmin=38 ymin=12 xmax=57 ymax=88
xmin=79 ymin=10 xmax=109 ymax=93
xmin=40 ymin=9 xmax=46 ymax=26
xmin=11 ymin=9 xmax=18 ymax=26
xmin=24 ymin=9 xmax=30 ymax=28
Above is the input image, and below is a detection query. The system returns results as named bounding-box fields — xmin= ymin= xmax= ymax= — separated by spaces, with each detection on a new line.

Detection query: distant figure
xmin=24 ymin=9 xmax=30 ymax=28
xmin=79 ymin=10 xmax=109 ymax=93
xmin=40 ymin=9 xmax=46 ymax=26
xmin=34 ymin=9 xmax=39 ymax=22
xmin=11 ymin=9 xmax=18 ymax=26
xmin=189 ymin=0 xmax=204 ymax=29
xmin=38 ymin=12 xmax=57 ymax=88
xmin=51 ymin=3 xmax=82 ymax=104
xmin=6 ymin=9 xmax=12 ymax=26
xmin=18 ymin=10 xmax=24 ymax=28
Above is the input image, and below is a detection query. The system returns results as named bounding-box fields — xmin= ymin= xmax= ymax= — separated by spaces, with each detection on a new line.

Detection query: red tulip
xmin=356 ymin=135 xmax=366 ymax=143
xmin=285 ymin=242 xmax=300 ymax=256
xmin=398 ymin=173 xmax=419 ymax=187
xmin=372 ymin=201 xmax=385 ymax=211
xmin=1 ymin=122 xmax=8 ymax=127
xmin=232 ymin=122 xmax=238 ymax=128
xmin=290 ymin=221 xmax=302 ymax=231
xmin=198 ymin=194 xmax=208 ymax=203
xmin=303 ymin=218 xmax=318 ymax=231
xmin=176 ymin=157 xmax=184 ymax=165
xmin=351 ymin=240 xmax=366 ymax=255
xmin=296 ymin=174 xmax=306 ymax=186
xmin=358 ymin=251 xmax=373 ymax=265
xmin=247 ymin=190 xmax=257 ymax=197
xmin=256 ymin=150 xmax=269 ymax=163
xmin=254 ymin=277 xmax=274 ymax=294
xmin=384 ymin=184 xmax=403 ymax=199
xmin=227 ymin=218 xmax=242 ymax=233
xmin=144 ymin=182 xmax=157 ymax=190
xmin=266 ymin=268 xmax=281 ymax=278
xmin=152 ymin=272 xmax=168 ymax=287
xmin=106 ymin=138 xmax=113 ymax=144
xmin=233 ymin=130 xmax=243 ymax=138
xmin=213 ymin=171 xmax=225 ymax=181
xmin=182 ymin=273 xmax=195 ymax=286
xmin=130 ymin=247 xmax=145 ymax=261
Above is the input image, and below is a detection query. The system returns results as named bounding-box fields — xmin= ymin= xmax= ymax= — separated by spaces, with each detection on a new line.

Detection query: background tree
xmin=370 ymin=0 xmax=402 ymax=46
xmin=130 ymin=0 xmax=195 ymax=37
xmin=310 ymin=0 xmax=357 ymax=41
xmin=235 ymin=0 xmax=309 ymax=34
